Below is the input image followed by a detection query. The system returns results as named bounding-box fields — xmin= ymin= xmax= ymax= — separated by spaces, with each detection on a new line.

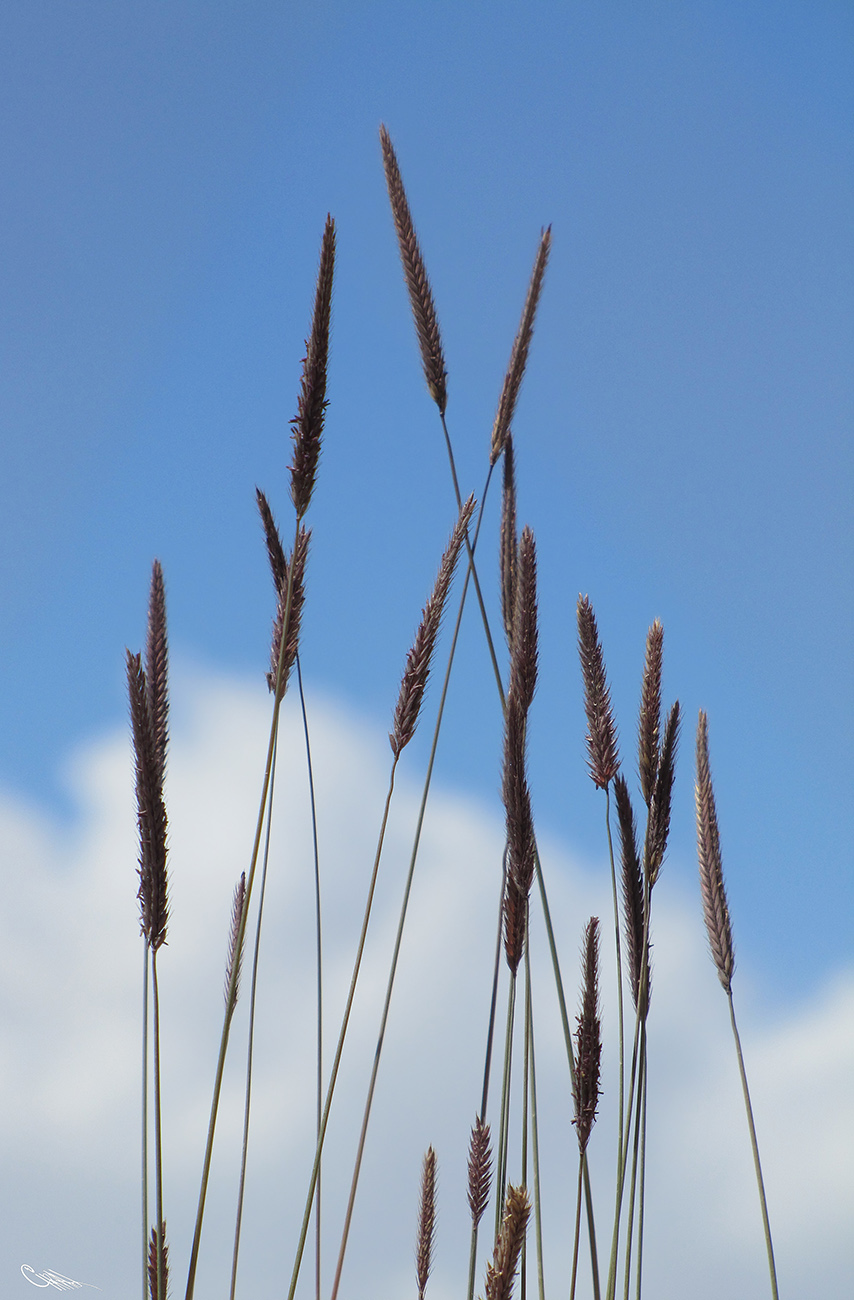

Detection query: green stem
xmin=604 ymin=785 xmax=625 ymax=1181
xmin=727 ymin=989 xmax=779 ymax=1300
xmin=285 ymin=760 xmax=400 ymax=1300
xmin=524 ymin=937 xmax=546 ymax=1300
xmin=141 ymin=940 xmax=149 ymax=1300
xmin=151 ymin=947 xmax=165 ymax=1300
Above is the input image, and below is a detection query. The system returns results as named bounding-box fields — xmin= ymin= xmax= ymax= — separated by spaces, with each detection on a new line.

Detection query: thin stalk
xmin=621 ymin=1026 xmax=646 ymax=1300
xmin=569 ymin=1158 xmax=584 ymax=1300
xmin=285 ymin=760 xmax=400 ymax=1300
xmin=521 ymin=942 xmax=530 ymax=1300
xmin=605 ymin=786 xmax=625 ymax=1181
xmin=494 ymin=975 xmax=517 ymax=1244
xmin=229 ymin=731 xmax=279 ymax=1300
xmin=634 ymin=1060 xmax=648 ymax=1300
xmin=439 ymin=414 xmax=504 ymax=707
xmin=185 ymin=514 xmax=302 ymax=1300
xmin=295 ymin=655 xmax=324 ymax=1300
xmin=727 ymin=989 xmax=779 ymax=1300
xmin=524 ymin=936 xmax=545 ymax=1300
xmin=151 ymin=948 xmax=165 ymax=1300
xmin=141 ymin=940 xmax=149 ymax=1300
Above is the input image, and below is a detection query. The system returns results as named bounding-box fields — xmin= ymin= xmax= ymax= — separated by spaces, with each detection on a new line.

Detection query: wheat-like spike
xmin=290 ymin=215 xmax=336 ymax=519
xmin=390 ymin=496 xmax=475 ymax=756
xmin=577 ymin=594 xmax=620 ymax=789
xmin=127 ymin=649 xmax=168 ymax=951
xmin=145 ymin=560 xmax=168 ymax=791
xmin=267 ymin=527 xmax=311 ymax=699
xmin=509 ymin=526 xmax=538 ymax=717
xmin=572 ymin=918 xmax=602 ymax=1152
xmin=489 ymin=226 xmax=552 ymax=465
xmin=502 ymin=868 xmax=527 ymax=975
xmin=467 ymin=1116 xmax=492 ymax=1227
xmin=224 ymin=871 xmax=247 ymax=1019
xmin=256 ymin=487 xmax=288 ymax=594
xmin=638 ymin=618 xmax=663 ymax=807
xmin=415 ymin=1146 xmax=437 ymax=1300
xmin=499 ymin=432 xmax=518 ymax=648
xmin=502 ymin=692 xmax=536 ymax=899
xmin=380 ymin=124 xmax=448 ymax=415
xmin=646 ymin=700 xmax=680 ymax=886
xmin=483 ymin=1184 xmax=530 ymax=1300
xmin=695 ymin=712 xmax=735 ymax=992
xmin=614 ymin=774 xmax=647 ymax=1013
xmin=147 ymin=1221 xmax=168 ymax=1300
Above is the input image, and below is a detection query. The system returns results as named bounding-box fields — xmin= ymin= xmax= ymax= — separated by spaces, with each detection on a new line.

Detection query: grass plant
xmin=126 ymin=126 xmax=780 ymax=1300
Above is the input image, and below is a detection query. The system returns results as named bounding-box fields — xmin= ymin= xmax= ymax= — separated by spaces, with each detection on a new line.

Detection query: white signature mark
xmin=21 ymin=1266 xmax=100 ymax=1290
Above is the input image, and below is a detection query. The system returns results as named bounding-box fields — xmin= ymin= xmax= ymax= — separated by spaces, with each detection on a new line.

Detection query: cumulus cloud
xmin=1 ymin=670 xmax=851 ymax=1298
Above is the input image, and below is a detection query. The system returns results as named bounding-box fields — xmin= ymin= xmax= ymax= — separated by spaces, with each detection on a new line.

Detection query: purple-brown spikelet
xmin=380 ymin=124 xmax=447 ymax=415
xmin=145 ymin=560 xmax=168 ymax=791
xmin=572 ymin=918 xmax=602 ymax=1152
xmin=290 ymin=214 xmax=336 ymax=520
xmin=467 ymin=1116 xmax=492 ymax=1227
xmin=502 ymin=692 xmax=536 ymax=899
xmin=224 ymin=871 xmax=247 ymax=1019
xmin=502 ymin=867 xmax=527 ymax=975
xmin=509 ymin=526 xmax=538 ymax=717
xmin=500 ymin=433 xmax=518 ymax=648
xmin=256 ymin=487 xmax=287 ymax=594
xmin=415 ymin=1146 xmax=437 ymax=1300
xmin=490 ymin=226 xmax=552 ymax=465
xmin=484 ymin=1184 xmax=530 ymax=1300
xmin=638 ymin=619 xmax=663 ymax=807
xmin=147 ymin=1222 xmax=168 ymax=1300
xmin=614 ymin=774 xmax=648 ymax=1013
xmin=645 ymin=700 xmax=680 ymax=887
xmin=127 ymin=649 xmax=168 ymax=952
xmin=267 ymin=527 xmax=310 ymax=699
xmin=577 ymin=595 xmax=620 ymax=789
xmin=390 ymin=497 xmax=475 ymax=756
xmin=695 ymin=712 xmax=735 ymax=993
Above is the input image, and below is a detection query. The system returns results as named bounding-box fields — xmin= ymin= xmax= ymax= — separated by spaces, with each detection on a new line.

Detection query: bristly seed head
xmin=614 ymin=774 xmax=649 ymax=1015
xmin=509 ymin=526 xmax=538 ymax=718
xmin=638 ymin=619 xmax=663 ymax=807
xmin=415 ymin=1146 xmax=437 ymax=1300
xmin=484 ymin=1184 xmax=530 ymax=1300
xmin=490 ymin=226 xmax=551 ymax=465
xmin=380 ymin=124 xmax=447 ymax=415
xmin=290 ymin=215 xmax=335 ymax=519
xmin=572 ymin=917 xmax=602 ymax=1152
xmin=645 ymin=700 xmax=680 ymax=886
xmin=695 ymin=711 xmax=736 ymax=993
xmin=224 ymin=872 xmax=247 ymax=1020
xmin=390 ymin=497 xmax=475 ymax=756
xmin=500 ymin=433 xmax=518 ymax=649
xmin=266 ymin=527 xmax=311 ymax=699
xmin=467 ymin=1116 xmax=492 ymax=1228
xmin=577 ymin=595 xmax=620 ymax=789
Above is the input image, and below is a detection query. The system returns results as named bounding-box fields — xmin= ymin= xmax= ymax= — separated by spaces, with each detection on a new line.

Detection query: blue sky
xmin=0 ymin=3 xmax=852 ymax=1291
xmin=2 ymin=0 xmax=850 ymax=987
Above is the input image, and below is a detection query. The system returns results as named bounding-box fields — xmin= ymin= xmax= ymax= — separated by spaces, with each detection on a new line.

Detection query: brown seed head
xmin=499 ymin=433 xmax=518 ymax=648
xmin=502 ymin=692 xmax=536 ymax=899
xmin=467 ymin=1116 xmax=492 ymax=1228
xmin=267 ymin=527 xmax=310 ymax=699
xmin=502 ymin=864 xmax=527 ymax=976
xmin=638 ymin=619 xmax=663 ymax=807
xmin=490 ymin=227 xmax=551 ymax=465
xmin=484 ymin=1184 xmax=530 ymax=1300
xmin=145 ymin=560 xmax=168 ymax=791
xmin=645 ymin=700 xmax=680 ymax=886
xmin=415 ymin=1146 xmax=437 ymax=1300
xmin=256 ymin=487 xmax=288 ymax=594
xmin=380 ymin=124 xmax=447 ymax=415
xmin=147 ymin=1221 xmax=168 ymax=1300
xmin=224 ymin=872 xmax=247 ymax=1020
xmin=614 ymin=774 xmax=648 ymax=1014
xmin=390 ymin=497 xmax=475 ymax=756
xmin=127 ymin=648 xmax=168 ymax=951
xmin=577 ymin=595 xmax=620 ymax=789
xmin=290 ymin=214 xmax=335 ymax=519
xmin=695 ymin=711 xmax=735 ymax=993
xmin=572 ymin=918 xmax=602 ymax=1152
xmin=509 ymin=526 xmax=538 ymax=717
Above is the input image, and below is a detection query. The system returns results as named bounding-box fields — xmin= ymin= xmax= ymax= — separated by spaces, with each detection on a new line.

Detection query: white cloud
xmin=1 ymin=670 xmax=851 ymax=1298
